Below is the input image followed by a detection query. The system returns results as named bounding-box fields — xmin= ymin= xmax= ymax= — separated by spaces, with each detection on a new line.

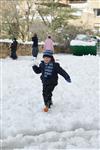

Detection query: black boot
xmin=48 ymin=101 xmax=53 ymax=108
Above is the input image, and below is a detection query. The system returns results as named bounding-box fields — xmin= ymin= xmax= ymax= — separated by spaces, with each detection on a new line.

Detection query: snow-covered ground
xmin=0 ymin=54 xmax=100 ymax=150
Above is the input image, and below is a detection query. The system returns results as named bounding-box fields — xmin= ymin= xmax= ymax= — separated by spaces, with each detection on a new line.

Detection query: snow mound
xmin=70 ymin=40 xmax=96 ymax=46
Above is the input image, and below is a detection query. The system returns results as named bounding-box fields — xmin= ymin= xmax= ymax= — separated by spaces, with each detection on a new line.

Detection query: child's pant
xmin=43 ymin=84 xmax=56 ymax=108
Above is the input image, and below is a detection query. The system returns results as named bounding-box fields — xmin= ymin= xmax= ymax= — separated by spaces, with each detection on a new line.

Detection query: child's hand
xmin=66 ymin=78 xmax=71 ymax=83
xmin=33 ymin=59 xmax=39 ymax=66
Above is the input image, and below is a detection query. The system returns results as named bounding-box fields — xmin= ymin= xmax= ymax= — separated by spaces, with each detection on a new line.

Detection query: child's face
xmin=43 ymin=57 xmax=51 ymax=64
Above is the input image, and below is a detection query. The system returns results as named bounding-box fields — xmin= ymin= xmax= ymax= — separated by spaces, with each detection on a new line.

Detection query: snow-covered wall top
xmin=0 ymin=39 xmax=12 ymax=43
xmin=0 ymin=39 xmax=38 ymax=45
xmin=0 ymin=39 xmax=58 ymax=46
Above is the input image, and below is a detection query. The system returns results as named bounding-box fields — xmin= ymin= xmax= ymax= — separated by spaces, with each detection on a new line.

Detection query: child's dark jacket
xmin=32 ymin=61 xmax=71 ymax=85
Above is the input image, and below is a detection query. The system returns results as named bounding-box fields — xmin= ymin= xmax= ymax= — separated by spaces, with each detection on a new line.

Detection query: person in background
xmin=10 ymin=38 xmax=18 ymax=60
xmin=32 ymin=33 xmax=39 ymax=59
xmin=44 ymin=36 xmax=54 ymax=52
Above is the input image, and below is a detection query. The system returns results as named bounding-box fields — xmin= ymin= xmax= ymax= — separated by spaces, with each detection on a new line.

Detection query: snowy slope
xmin=0 ymin=54 xmax=100 ymax=149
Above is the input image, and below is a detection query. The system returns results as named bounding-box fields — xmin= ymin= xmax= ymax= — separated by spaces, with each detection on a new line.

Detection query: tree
xmin=1 ymin=0 xmax=35 ymax=41
xmin=36 ymin=0 xmax=76 ymax=28
xmin=0 ymin=0 xmax=20 ymax=39
xmin=35 ymin=0 xmax=77 ymax=41
xmin=18 ymin=0 xmax=36 ymax=41
xmin=0 ymin=0 xmax=77 ymax=42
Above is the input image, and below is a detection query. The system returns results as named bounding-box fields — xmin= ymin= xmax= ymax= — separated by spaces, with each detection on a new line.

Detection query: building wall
xmin=88 ymin=0 xmax=100 ymax=8
xmin=82 ymin=0 xmax=100 ymax=32
xmin=69 ymin=0 xmax=100 ymax=33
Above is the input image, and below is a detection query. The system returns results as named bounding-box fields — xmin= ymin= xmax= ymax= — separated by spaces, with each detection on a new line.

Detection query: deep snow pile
xmin=0 ymin=54 xmax=100 ymax=150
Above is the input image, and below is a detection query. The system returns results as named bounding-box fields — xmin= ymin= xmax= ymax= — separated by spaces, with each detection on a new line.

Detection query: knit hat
xmin=43 ymin=50 xmax=53 ymax=58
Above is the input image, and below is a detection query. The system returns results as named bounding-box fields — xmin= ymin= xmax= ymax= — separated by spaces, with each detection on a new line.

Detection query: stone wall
xmin=0 ymin=42 xmax=11 ymax=58
xmin=0 ymin=42 xmax=70 ymax=58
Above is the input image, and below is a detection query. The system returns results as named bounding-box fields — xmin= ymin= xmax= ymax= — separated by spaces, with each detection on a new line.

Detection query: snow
xmin=0 ymin=39 xmax=32 ymax=45
xmin=70 ymin=34 xmax=97 ymax=46
xmin=0 ymin=39 xmax=12 ymax=43
xmin=95 ymin=36 xmax=100 ymax=41
xmin=0 ymin=39 xmax=23 ymax=44
xmin=0 ymin=54 xmax=100 ymax=149
xmin=0 ymin=39 xmax=58 ymax=46
xmin=70 ymin=3 xmax=87 ymax=10
xmin=70 ymin=40 xmax=96 ymax=46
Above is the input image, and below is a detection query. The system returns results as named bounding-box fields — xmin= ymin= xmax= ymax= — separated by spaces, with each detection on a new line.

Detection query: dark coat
xmin=11 ymin=40 xmax=18 ymax=52
xmin=32 ymin=36 xmax=38 ymax=47
xmin=32 ymin=36 xmax=38 ymax=57
xmin=10 ymin=40 xmax=18 ymax=59
xmin=32 ymin=61 xmax=71 ymax=85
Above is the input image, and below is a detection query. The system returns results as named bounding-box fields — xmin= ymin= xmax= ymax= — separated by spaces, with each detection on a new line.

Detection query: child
xmin=32 ymin=50 xmax=71 ymax=112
